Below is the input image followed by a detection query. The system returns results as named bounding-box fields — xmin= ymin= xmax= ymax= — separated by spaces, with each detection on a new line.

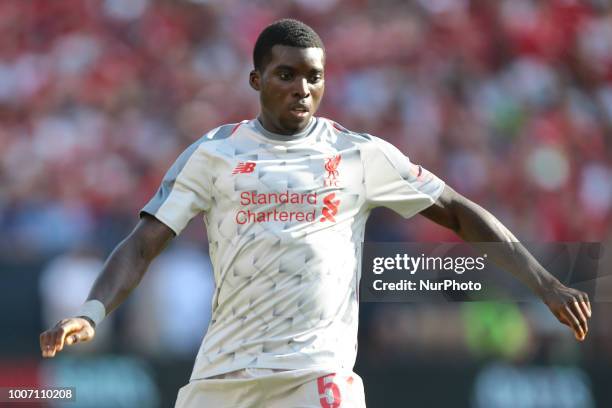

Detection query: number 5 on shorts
xmin=317 ymin=374 xmax=341 ymax=408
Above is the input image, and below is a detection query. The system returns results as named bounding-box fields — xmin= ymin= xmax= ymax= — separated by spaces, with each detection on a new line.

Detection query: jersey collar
xmin=253 ymin=117 xmax=318 ymax=143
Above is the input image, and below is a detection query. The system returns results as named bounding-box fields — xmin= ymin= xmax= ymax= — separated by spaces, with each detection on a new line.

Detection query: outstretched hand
xmin=540 ymin=283 xmax=592 ymax=341
xmin=40 ymin=317 xmax=96 ymax=358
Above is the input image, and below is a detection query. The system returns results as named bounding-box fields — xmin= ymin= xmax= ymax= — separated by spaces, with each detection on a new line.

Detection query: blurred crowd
xmin=0 ymin=0 xmax=610 ymax=254
xmin=1 ymin=0 xmax=611 ymax=364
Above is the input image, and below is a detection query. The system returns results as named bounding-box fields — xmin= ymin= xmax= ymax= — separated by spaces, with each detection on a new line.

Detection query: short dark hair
xmin=253 ymin=19 xmax=324 ymax=70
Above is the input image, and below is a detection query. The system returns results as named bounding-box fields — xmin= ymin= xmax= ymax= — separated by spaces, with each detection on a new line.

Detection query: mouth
xmin=289 ymin=105 xmax=310 ymax=118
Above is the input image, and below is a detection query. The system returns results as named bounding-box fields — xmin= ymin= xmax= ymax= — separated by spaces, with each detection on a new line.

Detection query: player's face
xmin=250 ymin=45 xmax=325 ymax=135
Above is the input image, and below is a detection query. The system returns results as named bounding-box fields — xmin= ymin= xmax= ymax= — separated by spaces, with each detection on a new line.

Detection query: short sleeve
xmin=363 ymin=135 xmax=445 ymax=218
xmin=140 ymin=138 xmax=212 ymax=235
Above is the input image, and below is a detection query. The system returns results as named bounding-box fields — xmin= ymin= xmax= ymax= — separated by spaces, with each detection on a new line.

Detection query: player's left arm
xmin=419 ymin=184 xmax=592 ymax=341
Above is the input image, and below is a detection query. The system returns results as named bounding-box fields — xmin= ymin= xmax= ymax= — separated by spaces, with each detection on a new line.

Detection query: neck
xmin=255 ymin=116 xmax=315 ymax=141
xmin=257 ymin=116 xmax=312 ymax=136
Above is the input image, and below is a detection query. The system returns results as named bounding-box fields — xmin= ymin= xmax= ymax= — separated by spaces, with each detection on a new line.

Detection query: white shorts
xmin=174 ymin=368 xmax=366 ymax=408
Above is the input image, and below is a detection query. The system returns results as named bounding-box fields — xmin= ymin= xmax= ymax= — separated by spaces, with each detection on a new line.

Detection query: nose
xmin=293 ymin=78 xmax=310 ymax=99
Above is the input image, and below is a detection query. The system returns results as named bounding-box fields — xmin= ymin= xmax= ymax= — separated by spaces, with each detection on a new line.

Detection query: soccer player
xmin=40 ymin=19 xmax=591 ymax=407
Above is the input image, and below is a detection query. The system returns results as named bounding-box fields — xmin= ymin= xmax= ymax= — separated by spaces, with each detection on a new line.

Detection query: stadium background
xmin=1 ymin=0 xmax=611 ymax=406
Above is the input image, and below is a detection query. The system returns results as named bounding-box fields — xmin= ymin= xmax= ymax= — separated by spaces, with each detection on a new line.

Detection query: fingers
xmin=54 ymin=321 xmax=75 ymax=352
xmin=561 ymin=304 xmax=585 ymax=341
xmin=40 ymin=325 xmax=62 ymax=358
xmin=577 ymin=301 xmax=591 ymax=321
xmin=40 ymin=329 xmax=64 ymax=358
xmin=571 ymin=301 xmax=589 ymax=340
xmin=556 ymin=303 xmax=590 ymax=342
xmin=561 ymin=300 xmax=592 ymax=341
xmin=573 ymin=292 xmax=592 ymax=341
xmin=546 ymin=286 xmax=593 ymax=342
xmin=65 ymin=329 xmax=93 ymax=346
xmin=65 ymin=333 xmax=78 ymax=346
xmin=580 ymin=294 xmax=592 ymax=319
xmin=40 ymin=318 xmax=94 ymax=358
xmin=40 ymin=332 xmax=56 ymax=358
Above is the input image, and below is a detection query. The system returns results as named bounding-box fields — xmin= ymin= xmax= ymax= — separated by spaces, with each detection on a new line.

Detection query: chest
xmin=204 ymin=147 xmax=364 ymax=231
xmin=213 ymin=148 xmax=363 ymax=201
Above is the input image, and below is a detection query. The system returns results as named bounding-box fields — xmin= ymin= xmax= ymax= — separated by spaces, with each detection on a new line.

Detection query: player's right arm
xmin=39 ymin=214 xmax=174 ymax=358
xmin=39 ymin=125 xmax=222 ymax=358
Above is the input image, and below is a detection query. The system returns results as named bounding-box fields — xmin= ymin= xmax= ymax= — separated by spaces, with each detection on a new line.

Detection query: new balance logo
xmin=320 ymin=193 xmax=340 ymax=223
xmin=232 ymin=162 xmax=256 ymax=174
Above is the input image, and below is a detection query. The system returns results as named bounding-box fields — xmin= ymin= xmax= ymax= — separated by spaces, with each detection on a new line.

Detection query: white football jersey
xmin=141 ymin=117 xmax=445 ymax=379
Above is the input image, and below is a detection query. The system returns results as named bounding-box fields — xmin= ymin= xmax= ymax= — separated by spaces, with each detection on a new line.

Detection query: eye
xmin=309 ymin=74 xmax=323 ymax=84
xmin=278 ymin=71 xmax=293 ymax=81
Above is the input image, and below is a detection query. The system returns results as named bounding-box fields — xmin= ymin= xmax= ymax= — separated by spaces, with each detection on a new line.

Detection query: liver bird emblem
xmin=324 ymin=155 xmax=341 ymax=179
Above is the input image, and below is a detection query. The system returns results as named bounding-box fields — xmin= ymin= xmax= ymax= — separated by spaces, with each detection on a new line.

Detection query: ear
xmin=249 ymin=70 xmax=260 ymax=91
